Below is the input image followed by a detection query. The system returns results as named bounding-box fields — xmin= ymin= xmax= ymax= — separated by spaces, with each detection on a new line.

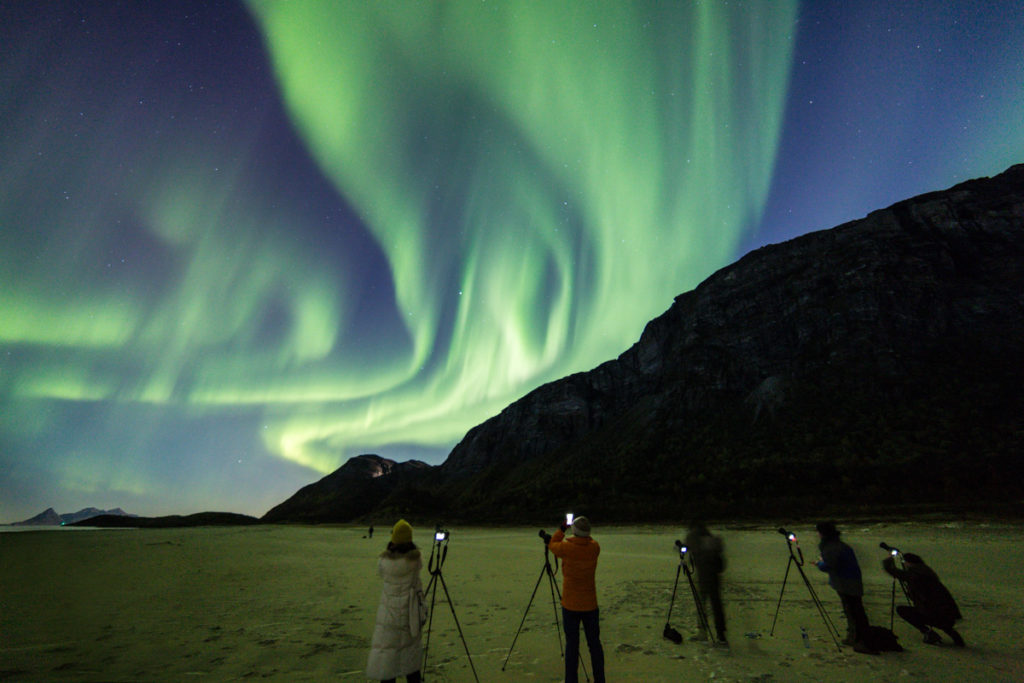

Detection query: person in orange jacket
xmin=548 ymin=515 xmax=605 ymax=683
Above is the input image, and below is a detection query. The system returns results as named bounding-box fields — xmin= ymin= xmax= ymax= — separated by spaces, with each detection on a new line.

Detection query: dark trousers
xmin=699 ymin=576 xmax=727 ymax=639
xmin=381 ymin=672 xmax=420 ymax=683
xmin=896 ymin=605 xmax=955 ymax=633
xmin=839 ymin=593 xmax=871 ymax=643
xmin=563 ymin=607 xmax=605 ymax=683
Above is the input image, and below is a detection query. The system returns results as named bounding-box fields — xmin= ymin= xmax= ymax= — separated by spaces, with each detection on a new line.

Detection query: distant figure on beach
xmin=366 ymin=519 xmax=423 ymax=683
xmin=882 ymin=552 xmax=965 ymax=646
xmin=815 ymin=521 xmax=877 ymax=655
xmin=548 ymin=515 xmax=606 ymax=683
xmin=368 ymin=524 xmax=374 ymax=539
xmin=684 ymin=521 xmax=727 ymax=643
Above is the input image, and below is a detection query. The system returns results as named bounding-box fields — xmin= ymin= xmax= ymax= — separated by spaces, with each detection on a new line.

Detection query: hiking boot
xmin=923 ymin=629 xmax=942 ymax=645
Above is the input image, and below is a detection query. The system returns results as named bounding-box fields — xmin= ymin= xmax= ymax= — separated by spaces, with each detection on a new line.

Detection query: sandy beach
xmin=2 ymin=521 xmax=1022 ymax=682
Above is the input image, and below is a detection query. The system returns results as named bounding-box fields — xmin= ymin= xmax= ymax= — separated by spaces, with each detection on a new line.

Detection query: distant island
xmin=9 ymin=507 xmax=259 ymax=528
xmin=11 ymin=507 xmax=134 ymax=526
xmin=70 ymin=512 xmax=261 ymax=528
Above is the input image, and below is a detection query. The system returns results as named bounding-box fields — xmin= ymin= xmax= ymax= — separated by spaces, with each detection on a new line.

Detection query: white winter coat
xmin=365 ymin=548 xmax=424 ymax=680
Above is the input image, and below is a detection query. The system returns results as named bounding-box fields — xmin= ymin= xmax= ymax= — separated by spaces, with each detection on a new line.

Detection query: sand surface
xmin=2 ymin=521 xmax=1022 ymax=681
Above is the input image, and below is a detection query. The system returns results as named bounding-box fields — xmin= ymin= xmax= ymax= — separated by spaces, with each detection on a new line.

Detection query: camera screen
xmin=435 ymin=531 xmax=446 ymax=541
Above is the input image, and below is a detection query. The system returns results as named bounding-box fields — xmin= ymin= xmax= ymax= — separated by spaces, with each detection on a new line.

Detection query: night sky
xmin=2 ymin=1 xmax=1022 ymax=522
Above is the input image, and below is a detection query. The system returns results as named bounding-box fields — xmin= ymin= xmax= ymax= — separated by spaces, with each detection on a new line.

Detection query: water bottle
xmin=801 ymin=626 xmax=810 ymax=648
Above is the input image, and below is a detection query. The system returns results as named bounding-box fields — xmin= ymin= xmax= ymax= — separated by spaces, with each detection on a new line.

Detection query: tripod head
xmin=673 ymin=539 xmax=694 ymax=574
xmin=429 ymin=524 xmax=451 ymax=574
xmin=879 ymin=541 xmax=901 ymax=557
xmin=777 ymin=527 xmax=805 ymax=566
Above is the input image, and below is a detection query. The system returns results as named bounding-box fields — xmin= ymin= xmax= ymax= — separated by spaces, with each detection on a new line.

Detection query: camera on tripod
xmin=778 ymin=527 xmax=797 ymax=542
xmin=879 ymin=541 xmax=900 ymax=557
xmin=538 ymin=529 xmax=552 ymax=543
xmin=435 ymin=526 xmax=450 ymax=542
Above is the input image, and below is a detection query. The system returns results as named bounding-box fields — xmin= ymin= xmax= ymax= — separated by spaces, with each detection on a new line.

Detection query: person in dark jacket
xmin=814 ymin=521 xmax=877 ymax=654
xmin=684 ymin=521 xmax=727 ymax=643
xmin=883 ymin=552 xmax=965 ymax=646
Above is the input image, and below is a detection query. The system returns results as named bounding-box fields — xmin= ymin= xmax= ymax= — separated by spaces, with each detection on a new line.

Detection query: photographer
xmin=365 ymin=519 xmax=423 ymax=683
xmin=814 ymin=521 xmax=877 ymax=655
xmin=684 ymin=521 xmax=727 ymax=643
xmin=547 ymin=516 xmax=605 ymax=683
xmin=882 ymin=553 xmax=965 ymax=646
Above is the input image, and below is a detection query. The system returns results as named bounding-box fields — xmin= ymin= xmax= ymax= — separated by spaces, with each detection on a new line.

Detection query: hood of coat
xmin=379 ymin=548 xmax=422 ymax=579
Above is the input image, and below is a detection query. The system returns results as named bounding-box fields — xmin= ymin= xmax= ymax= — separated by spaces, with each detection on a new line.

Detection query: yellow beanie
xmin=391 ymin=519 xmax=413 ymax=545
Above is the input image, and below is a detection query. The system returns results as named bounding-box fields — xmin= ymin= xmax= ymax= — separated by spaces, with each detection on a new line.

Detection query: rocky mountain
xmin=268 ymin=164 xmax=1024 ymax=524
xmin=262 ymin=454 xmax=432 ymax=523
xmin=11 ymin=507 xmax=62 ymax=526
xmin=12 ymin=507 xmax=133 ymax=526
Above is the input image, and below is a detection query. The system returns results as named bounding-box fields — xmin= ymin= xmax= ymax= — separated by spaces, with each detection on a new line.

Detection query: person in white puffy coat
xmin=365 ymin=519 xmax=424 ymax=683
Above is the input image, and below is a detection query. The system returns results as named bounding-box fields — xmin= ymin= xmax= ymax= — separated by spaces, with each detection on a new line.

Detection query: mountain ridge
xmin=267 ymin=163 xmax=1024 ymax=524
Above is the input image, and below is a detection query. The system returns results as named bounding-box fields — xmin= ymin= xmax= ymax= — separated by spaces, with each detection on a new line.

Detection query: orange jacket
xmin=548 ymin=529 xmax=600 ymax=611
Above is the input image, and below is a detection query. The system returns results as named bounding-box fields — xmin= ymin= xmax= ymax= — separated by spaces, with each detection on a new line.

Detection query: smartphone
xmin=565 ymin=513 xmax=574 ymax=526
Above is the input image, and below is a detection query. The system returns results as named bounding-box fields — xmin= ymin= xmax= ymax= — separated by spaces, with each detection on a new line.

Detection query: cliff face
xmin=269 ymin=164 xmax=1024 ymax=523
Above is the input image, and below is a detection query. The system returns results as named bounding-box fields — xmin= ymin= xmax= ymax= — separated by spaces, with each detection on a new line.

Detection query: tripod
xmin=422 ymin=529 xmax=479 ymax=683
xmin=664 ymin=543 xmax=714 ymax=643
xmin=503 ymin=532 xmax=589 ymax=681
xmin=769 ymin=529 xmax=842 ymax=650
xmin=879 ymin=542 xmax=912 ymax=630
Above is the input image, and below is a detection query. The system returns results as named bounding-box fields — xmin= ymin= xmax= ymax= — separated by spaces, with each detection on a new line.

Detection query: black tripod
xmin=880 ymin=542 xmax=912 ymax=630
xmin=503 ymin=531 xmax=589 ymax=681
xmin=769 ymin=528 xmax=842 ymax=650
xmin=422 ymin=528 xmax=479 ymax=683
xmin=664 ymin=541 xmax=714 ymax=643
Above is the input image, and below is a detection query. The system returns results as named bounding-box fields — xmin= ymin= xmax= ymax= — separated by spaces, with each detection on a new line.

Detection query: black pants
xmin=839 ymin=593 xmax=871 ymax=643
xmin=563 ymin=607 xmax=606 ymax=683
xmin=698 ymin=576 xmax=726 ymax=639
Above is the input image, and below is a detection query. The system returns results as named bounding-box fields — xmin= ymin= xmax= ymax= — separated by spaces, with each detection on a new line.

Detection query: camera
xmin=778 ymin=527 xmax=797 ymax=542
xmin=879 ymin=541 xmax=900 ymax=556
xmin=538 ymin=529 xmax=552 ymax=543
xmin=674 ymin=539 xmax=688 ymax=557
xmin=435 ymin=526 xmax=450 ymax=542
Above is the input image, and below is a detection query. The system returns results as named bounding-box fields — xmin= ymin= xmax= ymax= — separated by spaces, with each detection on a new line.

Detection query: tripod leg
xmin=433 ymin=572 xmax=480 ymax=683
xmin=422 ymin=573 xmax=440 ymax=675
xmin=686 ymin=571 xmax=712 ymax=640
xmin=890 ymin=577 xmax=896 ymax=631
xmin=546 ymin=563 xmax=566 ymax=656
xmin=503 ymin=562 xmax=551 ymax=671
xmin=770 ymin=556 xmax=793 ymax=636
xmin=666 ymin=564 xmax=681 ymax=626
xmin=794 ymin=563 xmax=842 ymax=651
xmin=547 ymin=566 xmax=589 ymax=682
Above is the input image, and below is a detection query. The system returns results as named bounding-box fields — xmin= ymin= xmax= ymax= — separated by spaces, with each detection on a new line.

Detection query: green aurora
xmin=0 ymin=1 xmax=807 ymax=516
xmin=243 ymin=1 xmax=797 ymax=468
xmin=4 ymin=1 xmax=1022 ymax=520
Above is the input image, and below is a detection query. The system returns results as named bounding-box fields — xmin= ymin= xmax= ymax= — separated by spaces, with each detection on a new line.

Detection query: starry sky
xmin=2 ymin=1 xmax=1022 ymax=522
